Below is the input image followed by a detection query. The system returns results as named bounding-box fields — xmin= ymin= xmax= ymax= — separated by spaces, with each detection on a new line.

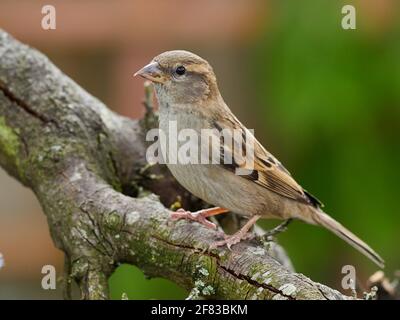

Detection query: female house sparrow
xmin=134 ymin=50 xmax=384 ymax=268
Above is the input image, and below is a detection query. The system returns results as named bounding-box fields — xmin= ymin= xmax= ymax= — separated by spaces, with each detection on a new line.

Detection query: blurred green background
xmin=252 ymin=0 xmax=400 ymax=294
xmin=0 ymin=0 xmax=399 ymax=299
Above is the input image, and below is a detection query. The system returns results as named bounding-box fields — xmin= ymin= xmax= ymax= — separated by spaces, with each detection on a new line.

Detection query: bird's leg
xmin=255 ymin=218 xmax=293 ymax=245
xmin=170 ymin=207 xmax=229 ymax=229
xmin=263 ymin=218 xmax=293 ymax=238
xmin=210 ymin=215 xmax=261 ymax=250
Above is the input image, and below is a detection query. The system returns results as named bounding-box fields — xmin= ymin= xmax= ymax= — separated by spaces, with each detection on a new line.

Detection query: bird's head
xmin=134 ymin=50 xmax=219 ymax=105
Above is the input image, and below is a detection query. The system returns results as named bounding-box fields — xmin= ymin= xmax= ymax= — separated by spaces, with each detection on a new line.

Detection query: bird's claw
xmin=209 ymin=232 xmax=253 ymax=251
xmin=256 ymin=218 xmax=293 ymax=242
xmin=170 ymin=209 xmax=217 ymax=229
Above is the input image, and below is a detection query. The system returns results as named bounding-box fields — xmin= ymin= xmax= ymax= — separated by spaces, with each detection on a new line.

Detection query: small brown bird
xmin=135 ymin=50 xmax=384 ymax=268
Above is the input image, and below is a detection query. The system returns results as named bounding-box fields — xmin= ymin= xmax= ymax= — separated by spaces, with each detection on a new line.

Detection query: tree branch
xmin=0 ymin=29 xmax=351 ymax=300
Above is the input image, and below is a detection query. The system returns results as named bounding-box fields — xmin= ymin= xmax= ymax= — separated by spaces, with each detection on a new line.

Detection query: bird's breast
xmin=157 ymin=105 xmax=270 ymax=215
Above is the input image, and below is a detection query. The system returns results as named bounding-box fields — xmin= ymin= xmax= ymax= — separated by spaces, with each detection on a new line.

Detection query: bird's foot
xmin=258 ymin=218 xmax=293 ymax=241
xmin=209 ymin=231 xmax=253 ymax=250
xmin=170 ymin=208 xmax=224 ymax=229
xmin=209 ymin=214 xmax=262 ymax=250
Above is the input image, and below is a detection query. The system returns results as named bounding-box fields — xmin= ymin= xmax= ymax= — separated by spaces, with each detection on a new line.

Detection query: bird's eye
xmin=175 ymin=66 xmax=186 ymax=76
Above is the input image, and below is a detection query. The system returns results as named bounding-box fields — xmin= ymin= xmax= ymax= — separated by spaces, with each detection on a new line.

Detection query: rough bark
xmin=0 ymin=29 xmax=351 ymax=300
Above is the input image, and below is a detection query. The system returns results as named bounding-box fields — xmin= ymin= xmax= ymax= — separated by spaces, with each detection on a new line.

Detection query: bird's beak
xmin=134 ymin=61 xmax=165 ymax=84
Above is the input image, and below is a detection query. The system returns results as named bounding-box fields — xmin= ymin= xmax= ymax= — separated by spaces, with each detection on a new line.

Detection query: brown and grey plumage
xmin=134 ymin=50 xmax=384 ymax=268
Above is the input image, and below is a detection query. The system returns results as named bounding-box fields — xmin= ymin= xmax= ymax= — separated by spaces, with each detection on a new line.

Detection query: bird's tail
xmin=311 ymin=209 xmax=384 ymax=268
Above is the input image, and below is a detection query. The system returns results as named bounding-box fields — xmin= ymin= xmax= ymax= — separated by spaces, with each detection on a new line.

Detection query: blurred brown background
xmin=0 ymin=0 xmax=399 ymax=299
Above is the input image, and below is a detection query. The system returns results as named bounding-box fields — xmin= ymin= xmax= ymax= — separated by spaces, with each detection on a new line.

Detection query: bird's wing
xmin=213 ymin=116 xmax=322 ymax=207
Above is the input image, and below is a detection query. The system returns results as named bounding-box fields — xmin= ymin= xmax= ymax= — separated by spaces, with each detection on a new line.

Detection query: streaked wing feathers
xmin=214 ymin=117 xmax=322 ymax=207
